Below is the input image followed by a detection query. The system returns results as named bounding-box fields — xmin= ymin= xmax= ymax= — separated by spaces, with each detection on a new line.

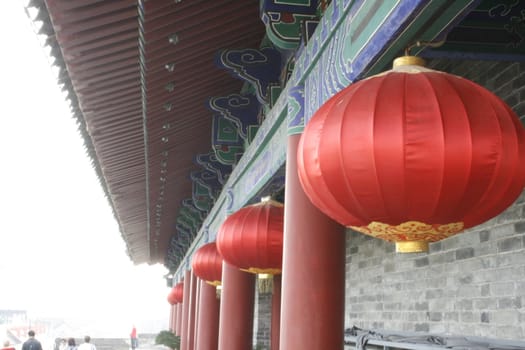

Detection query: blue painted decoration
xmin=216 ymin=47 xmax=282 ymax=105
xmin=260 ymin=0 xmax=320 ymax=49
xmin=287 ymin=85 xmax=305 ymax=134
xmin=191 ymin=170 xmax=222 ymax=213
xmin=209 ymin=93 xmax=261 ymax=142
xmin=211 ymin=114 xmax=245 ymax=166
xmin=195 ymin=152 xmax=232 ymax=185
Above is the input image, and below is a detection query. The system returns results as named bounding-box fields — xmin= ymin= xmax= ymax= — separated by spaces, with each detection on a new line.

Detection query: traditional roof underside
xmin=30 ymin=0 xmax=525 ymax=267
xmin=34 ymin=0 xmax=264 ymax=264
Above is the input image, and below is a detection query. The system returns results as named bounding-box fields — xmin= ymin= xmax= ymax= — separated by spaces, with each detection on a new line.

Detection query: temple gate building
xmin=29 ymin=0 xmax=525 ymax=349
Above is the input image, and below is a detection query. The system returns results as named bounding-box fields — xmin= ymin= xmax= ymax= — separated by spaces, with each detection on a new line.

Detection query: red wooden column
xmin=195 ymin=280 xmax=220 ymax=350
xmin=186 ymin=271 xmax=198 ymax=350
xmin=193 ymin=277 xmax=201 ymax=348
xmin=181 ymin=271 xmax=191 ymax=350
xmin=174 ymin=304 xmax=181 ymax=334
xmin=218 ymin=262 xmax=255 ymax=350
xmin=170 ymin=303 xmax=180 ymax=333
xmin=280 ymin=134 xmax=346 ymax=349
xmin=176 ymin=299 xmax=183 ymax=336
xmin=169 ymin=305 xmax=174 ymax=332
xmin=271 ymin=275 xmax=281 ymax=350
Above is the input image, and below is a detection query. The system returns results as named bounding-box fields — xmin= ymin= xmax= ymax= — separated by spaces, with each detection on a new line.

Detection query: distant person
xmin=58 ymin=338 xmax=67 ymax=350
xmin=1 ymin=340 xmax=16 ymax=350
xmin=130 ymin=326 xmax=138 ymax=350
xmin=77 ymin=336 xmax=95 ymax=350
xmin=22 ymin=330 xmax=43 ymax=350
xmin=65 ymin=338 xmax=77 ymax=350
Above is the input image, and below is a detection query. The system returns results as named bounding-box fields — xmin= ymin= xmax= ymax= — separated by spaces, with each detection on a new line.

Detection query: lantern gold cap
xmin=395 ymin=240 xmax=429 ymax=253
xmin=393 ymin=56 xmax=426 ymax=68
xmin=259 ymin=196 xmax=284 ymax=207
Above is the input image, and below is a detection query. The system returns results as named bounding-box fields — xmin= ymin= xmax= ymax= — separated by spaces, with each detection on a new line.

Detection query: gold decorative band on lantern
xmin=206 ymin=280 xmax=222 ymax=287
xmin=349 ymin=220 xmax=464 ymax=253
xmin=241 ymin=267 xmax=282 ymax=275
xmin=396 ymin=240 xmax=429 ymax=253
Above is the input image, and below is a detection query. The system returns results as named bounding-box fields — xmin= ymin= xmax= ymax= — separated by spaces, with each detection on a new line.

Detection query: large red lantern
xmin=191 ymin=242 xmax=223 ymax=286
xmin=298 ymin=56 xmax=525 ymax=253
xmin=167 ymin=282 xmax=184 ymax=305
xmin=216 ymin=198 xmax=284 ymax=274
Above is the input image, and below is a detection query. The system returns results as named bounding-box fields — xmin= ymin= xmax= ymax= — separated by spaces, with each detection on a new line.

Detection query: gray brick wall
xmin=344 ymin=59 xmax=525 ymax=340
xmin=253 ymin=286 xmax=272 ymax=350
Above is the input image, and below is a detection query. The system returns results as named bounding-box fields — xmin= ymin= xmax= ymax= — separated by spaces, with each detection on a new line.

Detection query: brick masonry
xmin=253 ymin=286 xmax=272 ymax=350
xmin=344 ymin=59 xmax=525 ymax=340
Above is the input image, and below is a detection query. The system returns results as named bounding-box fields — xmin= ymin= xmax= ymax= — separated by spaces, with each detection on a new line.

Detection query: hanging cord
xmin=404 ymin=37 xmax=447 ymax=56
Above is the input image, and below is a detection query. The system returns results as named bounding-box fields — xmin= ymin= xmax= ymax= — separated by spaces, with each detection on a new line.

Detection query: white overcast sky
xmin=0 ymin=2 xmax=170 ymax=335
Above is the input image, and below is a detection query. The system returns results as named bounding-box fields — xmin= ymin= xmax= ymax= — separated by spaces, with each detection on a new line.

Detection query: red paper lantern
xmin=298 ymin=56 xmax=525 ymax=253
xmin=216 ymin=198 xmax=284 ymax=274
xmin=167 ymin=282 xmax=184 ymax=305
xmin=191 ymin=242 xmax=223 ymax=286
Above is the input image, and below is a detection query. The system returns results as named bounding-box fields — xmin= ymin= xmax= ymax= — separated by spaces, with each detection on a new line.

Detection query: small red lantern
xmin=216 ymin=198 xmax=284 ymax=274
xmin=298 ymin=56 xmax=525 ymax=253
xmin=191 ymin=242 xmax=223 ymax=286
xmin=167 ymin=282 xmax=184 ymax=305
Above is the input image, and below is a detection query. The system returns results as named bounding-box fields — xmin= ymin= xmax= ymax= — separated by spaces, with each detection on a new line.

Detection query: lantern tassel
xmin=257 ymin=274 xmax=274 ymax=294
